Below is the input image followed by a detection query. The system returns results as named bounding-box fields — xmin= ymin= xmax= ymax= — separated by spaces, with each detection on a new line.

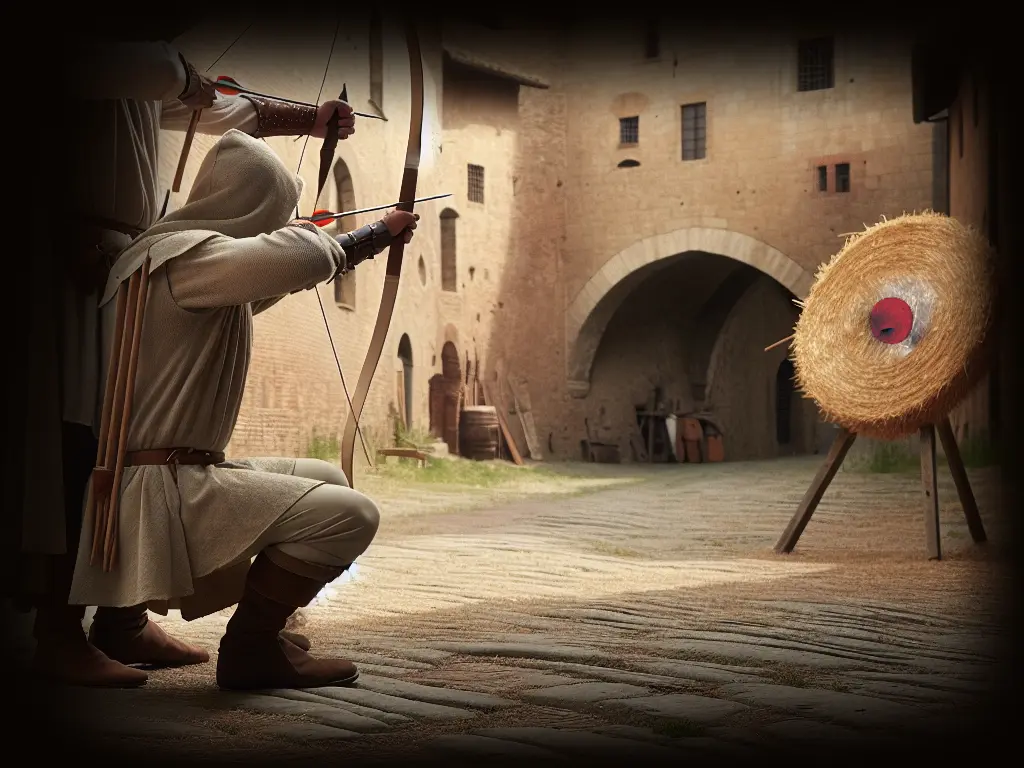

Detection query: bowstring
xmin=294 ymin=16 xmax=373 ymax=469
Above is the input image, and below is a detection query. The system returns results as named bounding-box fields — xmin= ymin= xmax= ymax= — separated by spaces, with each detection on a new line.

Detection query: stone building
xmin=162 ymin=18 xmax=935 ymax=465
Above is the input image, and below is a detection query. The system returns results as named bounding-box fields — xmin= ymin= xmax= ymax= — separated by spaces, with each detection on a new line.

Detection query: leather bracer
xmin=176 ymin=54 xmax=203 ymax=103
xmin=240 ymin=94 xmax=317 ymax=138
xmin=334 ymin=220 xmax=394 ymax=279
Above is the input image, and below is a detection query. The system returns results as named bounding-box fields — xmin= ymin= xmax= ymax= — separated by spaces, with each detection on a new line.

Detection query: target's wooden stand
xmin=775 ymin=418 xmax=986 ymax=560
xmin=775 ymin=213 xmax=995 ymax=560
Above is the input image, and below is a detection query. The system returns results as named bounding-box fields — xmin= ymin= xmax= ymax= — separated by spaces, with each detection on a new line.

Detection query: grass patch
xmin=392 ymin=415 xmax=436 ymax=450
xmin=372 ymin=456 xmax=556 ymax=487
xmin=847 ymin=440 xmax=918 ymax=474
xmin=305 ymin=431 xmax=340 ymax=463
xmin=864 ymin=442 xmax=918 ymax=473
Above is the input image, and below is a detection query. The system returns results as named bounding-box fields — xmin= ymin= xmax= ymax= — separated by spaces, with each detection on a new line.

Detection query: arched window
xmin=397 ymin=334 xmax=413 ymax=428
xmin=332 ymin=160 xmax=357 ymax=310
xmin=440 ymin=208 xmax=458 ymax=292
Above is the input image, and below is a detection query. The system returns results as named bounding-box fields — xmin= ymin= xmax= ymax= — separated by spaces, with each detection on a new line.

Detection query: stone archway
xmin=565 ymin=228 xmax=814 ymax=396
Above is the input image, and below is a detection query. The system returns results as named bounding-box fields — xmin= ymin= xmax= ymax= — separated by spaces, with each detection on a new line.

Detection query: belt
xmin=123 ymin=448 xmax=225 ymax=467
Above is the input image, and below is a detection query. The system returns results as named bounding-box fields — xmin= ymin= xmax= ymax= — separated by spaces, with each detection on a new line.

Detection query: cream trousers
xmin=245 ymin=459 xmax=380 ymax=580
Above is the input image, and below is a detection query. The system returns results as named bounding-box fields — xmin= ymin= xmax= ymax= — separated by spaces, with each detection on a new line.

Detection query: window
xmin=619 ymin=116 xmax=639 ymax=145
xmin=467 ymin=164 xmax=485 ymax=203
xmin=681 ymin=102 xmax=707 ymax=161
xmin=369 ymin=10 xmax=384 ymax=111
xmin=440 ymin=208 xmax=458 ymax=292
xmin=816 ymin=165 xmax=828 ymax=192
xmin=835 ymin=163 xmax=850 ymax=193
xmin=332 ymin=161 xmax=357 ymax=309
xmin=644 ymin=19 xmax=660 ymax=59
xmin=797 ymin=37 xmax=834 ymax=92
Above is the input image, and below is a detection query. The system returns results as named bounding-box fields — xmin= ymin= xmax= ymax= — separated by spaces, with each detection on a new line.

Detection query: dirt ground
xmin=28 ymin=456 xmax=1011 ymax=763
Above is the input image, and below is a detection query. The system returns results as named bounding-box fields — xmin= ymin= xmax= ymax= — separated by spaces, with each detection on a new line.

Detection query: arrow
xmin=214 ymin=76 xmax=388 ymax=121
xmin=307 ymin=193 xmax=452 ymax=226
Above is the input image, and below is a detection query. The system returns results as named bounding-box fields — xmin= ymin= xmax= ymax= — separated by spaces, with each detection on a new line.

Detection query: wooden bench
xmin=375 ymin=448 xmax=430 ymax=468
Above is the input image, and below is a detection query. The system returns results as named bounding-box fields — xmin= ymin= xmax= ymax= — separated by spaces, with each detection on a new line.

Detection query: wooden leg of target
xmin=936 ymin=417 xmax=987 ymax=544
xmin=920 ymin=424 xmax=942 ymax=560
xmin=775 ymin=427 xmax=857 ymax=554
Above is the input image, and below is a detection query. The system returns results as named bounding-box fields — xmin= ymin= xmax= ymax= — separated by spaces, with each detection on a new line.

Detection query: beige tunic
xmin=22 ymin=41 xmax=259 ymax=564
xmin=70 ymin=224 xmax=345 ymax=614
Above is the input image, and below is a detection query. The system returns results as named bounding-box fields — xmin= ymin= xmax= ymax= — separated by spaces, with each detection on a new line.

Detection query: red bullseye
xmin=870 ymin=297 xmax=914 ymax=344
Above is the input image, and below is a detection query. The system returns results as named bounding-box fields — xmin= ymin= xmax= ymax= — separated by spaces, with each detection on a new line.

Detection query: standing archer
xmin=12 ymin=24 xmax=359 ymax=688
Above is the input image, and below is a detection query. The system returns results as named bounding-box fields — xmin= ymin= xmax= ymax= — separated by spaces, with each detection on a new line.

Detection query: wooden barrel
xmin=459 ymin=406 xmax=499 ymax=460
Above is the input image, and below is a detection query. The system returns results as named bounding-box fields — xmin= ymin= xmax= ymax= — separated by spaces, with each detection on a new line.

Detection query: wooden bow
xmin=340 ymin=22 xmax=424 ymax=488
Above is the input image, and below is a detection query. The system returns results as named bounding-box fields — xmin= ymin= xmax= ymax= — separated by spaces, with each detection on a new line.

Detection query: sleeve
xmin=160 ymin=93 xmax=259 ymax=135
xmin=70 ymin=41 xmax=188 ymax=101
xmin=250 ymin=295 xmax=287 ymax=316
xmin=165 ymin=226 xmax=344 ymax=310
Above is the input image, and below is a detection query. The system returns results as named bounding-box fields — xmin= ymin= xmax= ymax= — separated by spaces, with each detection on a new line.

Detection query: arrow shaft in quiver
xmin=86 ymin=257 xmax=151 ymax=572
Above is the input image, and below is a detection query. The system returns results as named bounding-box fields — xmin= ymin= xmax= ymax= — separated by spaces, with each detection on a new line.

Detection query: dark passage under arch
xmin=776 ymin=358 xmax=795 ymax=445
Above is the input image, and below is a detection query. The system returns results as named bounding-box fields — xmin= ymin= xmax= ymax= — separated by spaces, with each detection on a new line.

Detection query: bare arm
xmin=165 ymin=225 xmax=344 ymax=310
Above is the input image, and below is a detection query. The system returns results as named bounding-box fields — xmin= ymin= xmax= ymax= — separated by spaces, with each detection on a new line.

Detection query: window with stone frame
xmin=681 ymin=102 xmax=707 ymax=161
xmin=835 ymin=162 xmax=850 ymax=193
xmin=797 ymin=37 xmax=835 ymax=92
xmin=467 ymin=164 xmax=485 ymax=204
xmin=440 ymin=208 xmax=458 ymax=292
xmin=619 ymin=116 xmax=639 ymax=146
xmin=644 ymin=19 xmax=660 ymax=59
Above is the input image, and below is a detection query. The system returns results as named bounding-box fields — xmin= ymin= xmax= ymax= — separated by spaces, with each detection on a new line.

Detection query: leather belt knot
xmin=123 ymin=448 xmax=225 ymax=467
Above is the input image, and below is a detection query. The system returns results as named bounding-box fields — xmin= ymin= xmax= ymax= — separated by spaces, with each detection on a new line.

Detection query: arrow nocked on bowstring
xmin=307 ymin=193 xmax=452 ymax=226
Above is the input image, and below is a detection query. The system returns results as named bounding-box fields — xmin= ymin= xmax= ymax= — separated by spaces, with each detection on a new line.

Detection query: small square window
xmin=619 ymin=116 xmax=639 ymax=145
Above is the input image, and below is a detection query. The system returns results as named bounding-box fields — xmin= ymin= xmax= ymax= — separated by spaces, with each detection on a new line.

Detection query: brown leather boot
xmin=32 ymin=603 xmax=148 ymax=688
xmin=280 ymin=630 xmax=311 ymax=651
xmin=216 ymin=553 xmax=358 ymax=691
xmin=89 ymin=604 xmax=210 ymax=667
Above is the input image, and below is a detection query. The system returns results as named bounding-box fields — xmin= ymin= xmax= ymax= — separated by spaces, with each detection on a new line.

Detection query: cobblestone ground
xmin=31 ymin=457 xmax=1009 ymax=762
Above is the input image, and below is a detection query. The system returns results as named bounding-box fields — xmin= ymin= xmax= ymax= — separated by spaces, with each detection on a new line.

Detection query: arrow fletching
xmin=310 ymin=209 xmax=334 ymax=227
xmin=213 ymin=75 xmax=245 ymax=96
